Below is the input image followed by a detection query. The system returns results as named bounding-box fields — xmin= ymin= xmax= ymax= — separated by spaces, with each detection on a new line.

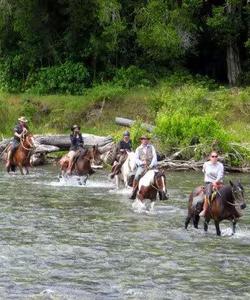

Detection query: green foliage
xmin=155 ymin=112 xmax=230 ymax=158
xmin=26 ymin=62 xmax=90 ymax=95
xmin=113 ymin=66 xmax=152 ymax=88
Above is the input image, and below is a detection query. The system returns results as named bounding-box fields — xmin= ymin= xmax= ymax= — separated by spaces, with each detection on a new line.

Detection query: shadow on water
xmin=0 ymin=165 xmax=249 ymax=299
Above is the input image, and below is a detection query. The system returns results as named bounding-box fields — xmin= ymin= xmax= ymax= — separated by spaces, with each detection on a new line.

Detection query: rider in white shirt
xmin=199 ymin=151 xmax=224 ymax=217
xmin=129 ymin=135 xmax=157 ymax=199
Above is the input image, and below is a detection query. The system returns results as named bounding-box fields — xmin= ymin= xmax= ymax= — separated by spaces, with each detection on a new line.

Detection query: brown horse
xmin=137 ymin=169 xmax=168 ymax=202
xmin=59 ymin=145 xmax=101 ymax=179
xmin=185 ymin=181 xmax=246 ymax=236
xmin=6 ymin=133 xmax=36 ymax=175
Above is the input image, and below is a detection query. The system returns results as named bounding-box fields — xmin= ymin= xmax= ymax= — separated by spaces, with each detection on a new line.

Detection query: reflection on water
xmin=0 ymin=166 xmax=249 ymax=299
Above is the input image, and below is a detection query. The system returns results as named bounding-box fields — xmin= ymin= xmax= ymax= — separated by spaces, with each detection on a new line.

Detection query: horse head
xmin=154 ymin=170 xmax=168 ymax=200
xmin=91 ymin=145 xmax=102 ymax=165
xmin=230 ymin=180 xmax=246 ymax=210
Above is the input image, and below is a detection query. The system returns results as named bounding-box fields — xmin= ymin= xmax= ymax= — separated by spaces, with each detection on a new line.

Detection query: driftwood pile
xmin=0 ymin=134 xmax=114 ymax=166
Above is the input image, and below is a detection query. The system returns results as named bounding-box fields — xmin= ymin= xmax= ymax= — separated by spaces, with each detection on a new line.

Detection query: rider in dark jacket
xmin=109 ymin=130 xmax=132 ymax=179
xmin=6 ymin=116 xmax=29 ymax=169
xmin=67 ymin=125 xmax=84 ymax=174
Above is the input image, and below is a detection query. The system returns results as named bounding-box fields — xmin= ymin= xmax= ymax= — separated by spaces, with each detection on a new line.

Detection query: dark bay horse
xmin=137 ymin=169 xmax=168 ymax=202
xmin=185 ymin=181 xmax=246 ymax=236
xmin=59 ymin=146 xmax=101 ymax=179
xmin=6 ymin=132 xmax=36 ymax=175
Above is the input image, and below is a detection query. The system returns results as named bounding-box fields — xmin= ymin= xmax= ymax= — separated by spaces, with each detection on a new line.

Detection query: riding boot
xmin=199 ymin=196 xmax=209 ymax=217
xmin=129 ymin=180 xmax=139 ymax=200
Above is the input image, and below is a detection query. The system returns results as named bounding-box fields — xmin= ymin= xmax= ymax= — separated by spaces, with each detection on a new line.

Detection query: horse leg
xmin=25 ymin=167 xmax=29 ymax=175
xmin=232 ymin=220 xmax=237 ymax=235
xmin=204 ymin=218 xmax=210 ymax=232
xmin=18 ymin=164 xmax=24 ymax=175
xmin=214 ymin=220 xmax=221 ymax=236
xmin=185 ymin=215 xmax=191 ymax=229
xmin=193 ymin=214 xmax=200 ymax=229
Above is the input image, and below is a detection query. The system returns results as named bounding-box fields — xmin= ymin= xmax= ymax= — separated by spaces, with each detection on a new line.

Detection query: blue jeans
xmin=134 ymin=166 xmax=146 ymax=181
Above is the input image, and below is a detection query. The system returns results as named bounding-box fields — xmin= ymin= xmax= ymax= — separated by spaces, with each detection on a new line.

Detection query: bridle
xmin=227 ymin=185 xmax=245 ymax=207
xmin=20 ymin=133 xmax=35 ymax=151
xmin=151 ymin=172 xmax=166 ymax=192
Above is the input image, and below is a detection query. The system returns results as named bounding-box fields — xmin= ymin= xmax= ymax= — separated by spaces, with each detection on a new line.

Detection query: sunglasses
xmin=211 ymin=155 xmax=218 ymax=158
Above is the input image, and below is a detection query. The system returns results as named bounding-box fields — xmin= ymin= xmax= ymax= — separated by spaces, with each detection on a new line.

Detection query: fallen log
xmin=158 ymin=158 xmax=250 ymax=173
xmin=35 ymin=134 xmax=113 ymax=149
xmin=115 ymin=117 xmax=155 ymax=133
xmin=0 ymin=133 xmax=113 ymax=152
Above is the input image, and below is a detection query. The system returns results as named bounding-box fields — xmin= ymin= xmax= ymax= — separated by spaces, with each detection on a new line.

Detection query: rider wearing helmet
xmin=67 ymin=125 xmax=84 ymax=174
xmin=109 ymin=130 xmax=132 ymax=179
xmin=6 ymin=116 xmax=29 ymax=169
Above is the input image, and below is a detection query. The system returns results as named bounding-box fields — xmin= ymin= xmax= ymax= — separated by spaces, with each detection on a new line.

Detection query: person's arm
xmin=215 ymin=163 xmax=224 ymax=182
xmin=79 ymin=134 xmax=84 ymax=146
xmin=149 ymin=145 xmax=157 ymax=168
xmin=202 ymin=162 xmax=206 ymax=174
xmin=135 ymin=147 xmax=143 ymax=166
xmin=70 ymin=134 xmax=77 ymax=145
xmin=13 ymin=125 xmax=22 ymax=139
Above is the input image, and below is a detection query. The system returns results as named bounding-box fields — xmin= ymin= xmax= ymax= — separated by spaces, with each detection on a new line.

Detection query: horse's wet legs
xmin=204 ymin=218 xmax=210 ymax=232
xmin=193 ymin=215 xmax=200 ymax=229
xmin=232 ymin=220 xmax=237 ymax=235
xmin=185 ymin=215 xmax=191 ymax=229
xmin=25 ymin=167 xmax=29 ymax=175
xmin=18 ymin=164 xmax=24 ymax=175
xmin=214 ymin=220 xmax=221 ymax=236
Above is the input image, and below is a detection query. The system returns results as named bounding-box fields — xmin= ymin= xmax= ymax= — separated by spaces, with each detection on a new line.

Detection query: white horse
xmin=115 ymin=151 xmax=136 ymax=189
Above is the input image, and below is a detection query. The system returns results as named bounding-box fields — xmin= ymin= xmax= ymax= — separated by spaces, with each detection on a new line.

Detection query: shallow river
xmin=0 ymin=166 xmax=249 ymax=300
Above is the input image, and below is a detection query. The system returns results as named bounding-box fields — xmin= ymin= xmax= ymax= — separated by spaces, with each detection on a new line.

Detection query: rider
xmin=6 ymin=116 xmax=29 ymax=169
xmin=67 ymin=125 xmax=84 ymax=174
xmin=109 ymin=130 xmax=132 ymax=179
xmin=129 ymin=135 xmax=157 ymax=199
xmin=199 ymin=150 xmax=224 ymax=217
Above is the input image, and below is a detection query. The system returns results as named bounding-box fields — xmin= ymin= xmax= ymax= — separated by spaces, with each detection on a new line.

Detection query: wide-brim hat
xmin=140 ymin=135 xmax=150 ymax=140
xmin=18 ymin=116 xmax=28 ymax=123
xmin=71 ymin=124 xmax=80 ymax=131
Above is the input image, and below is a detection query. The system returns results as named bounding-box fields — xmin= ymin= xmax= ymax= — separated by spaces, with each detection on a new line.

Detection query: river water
xmin=0 ymin=166 xmax=249 ymax=300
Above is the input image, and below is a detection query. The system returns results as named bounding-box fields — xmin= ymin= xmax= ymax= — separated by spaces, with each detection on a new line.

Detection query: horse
xmin=6 ymin=132 xmax=37 ymax=175
xmin=114 ymin=151 xmax=136 ymax=189
xmin=137 ymin=169 xmax=168 ymax=203
xmin=59 ymin=145 xmax=101 ymax=181
xmin=185 ymin=181 xmax=246 ymax=236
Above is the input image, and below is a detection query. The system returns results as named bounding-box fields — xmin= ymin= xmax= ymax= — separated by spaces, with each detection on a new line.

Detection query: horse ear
xmin=229 ymin=180 xmax=234 ymax=187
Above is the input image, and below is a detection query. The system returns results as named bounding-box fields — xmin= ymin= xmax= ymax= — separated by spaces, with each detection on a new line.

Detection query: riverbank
xmin=1 ymin=74 xmax=250 ymax=167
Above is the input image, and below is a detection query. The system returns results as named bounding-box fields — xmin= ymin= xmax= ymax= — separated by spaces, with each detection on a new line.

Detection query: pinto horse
xmin=185 ymin=181 xmax=246 ymax=236
xmin=6 ymin=132 xmax=36 ymax=175
xmin=137 ymin=169 xmax=168 ymax=202
xmin=59 ymin=146 xmax=101 ymax=179
xmin=114 ymin=151 xmax=136 ymax=189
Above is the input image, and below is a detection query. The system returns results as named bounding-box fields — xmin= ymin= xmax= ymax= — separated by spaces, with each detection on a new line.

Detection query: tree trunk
xmin=226 ymin=1 xmax=242 ymax=86
xmin=227 ymin=39 xmax=241 ymax=86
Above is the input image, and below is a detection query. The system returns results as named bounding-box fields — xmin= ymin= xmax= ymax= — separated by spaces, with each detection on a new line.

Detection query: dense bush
xmin=113 ymin=66 xmax=152 ymax=88
xmin=26 ymin=62 xmax=90 ymax=95
xmin=155 ymin=112 xmax=231 ymax=158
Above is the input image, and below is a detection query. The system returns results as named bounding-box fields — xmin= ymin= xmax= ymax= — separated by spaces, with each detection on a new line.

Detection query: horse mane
xmin=217 ymin=185 xmax=233 ymax=205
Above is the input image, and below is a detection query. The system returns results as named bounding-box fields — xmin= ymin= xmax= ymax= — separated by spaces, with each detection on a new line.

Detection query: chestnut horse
xmin=6 ymin=132 xmax=36 ymax=175
xmin=137 ymin=169 xmax=168 ymax=202
xmin=185 ymin=181 xmax=246 ymax=236
xmin=59 ymin=146 xmax=101 ymax=179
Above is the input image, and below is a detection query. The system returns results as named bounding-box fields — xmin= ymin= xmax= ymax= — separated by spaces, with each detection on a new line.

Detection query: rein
xmin=20 ymin=135 xmax=34 ymax=151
